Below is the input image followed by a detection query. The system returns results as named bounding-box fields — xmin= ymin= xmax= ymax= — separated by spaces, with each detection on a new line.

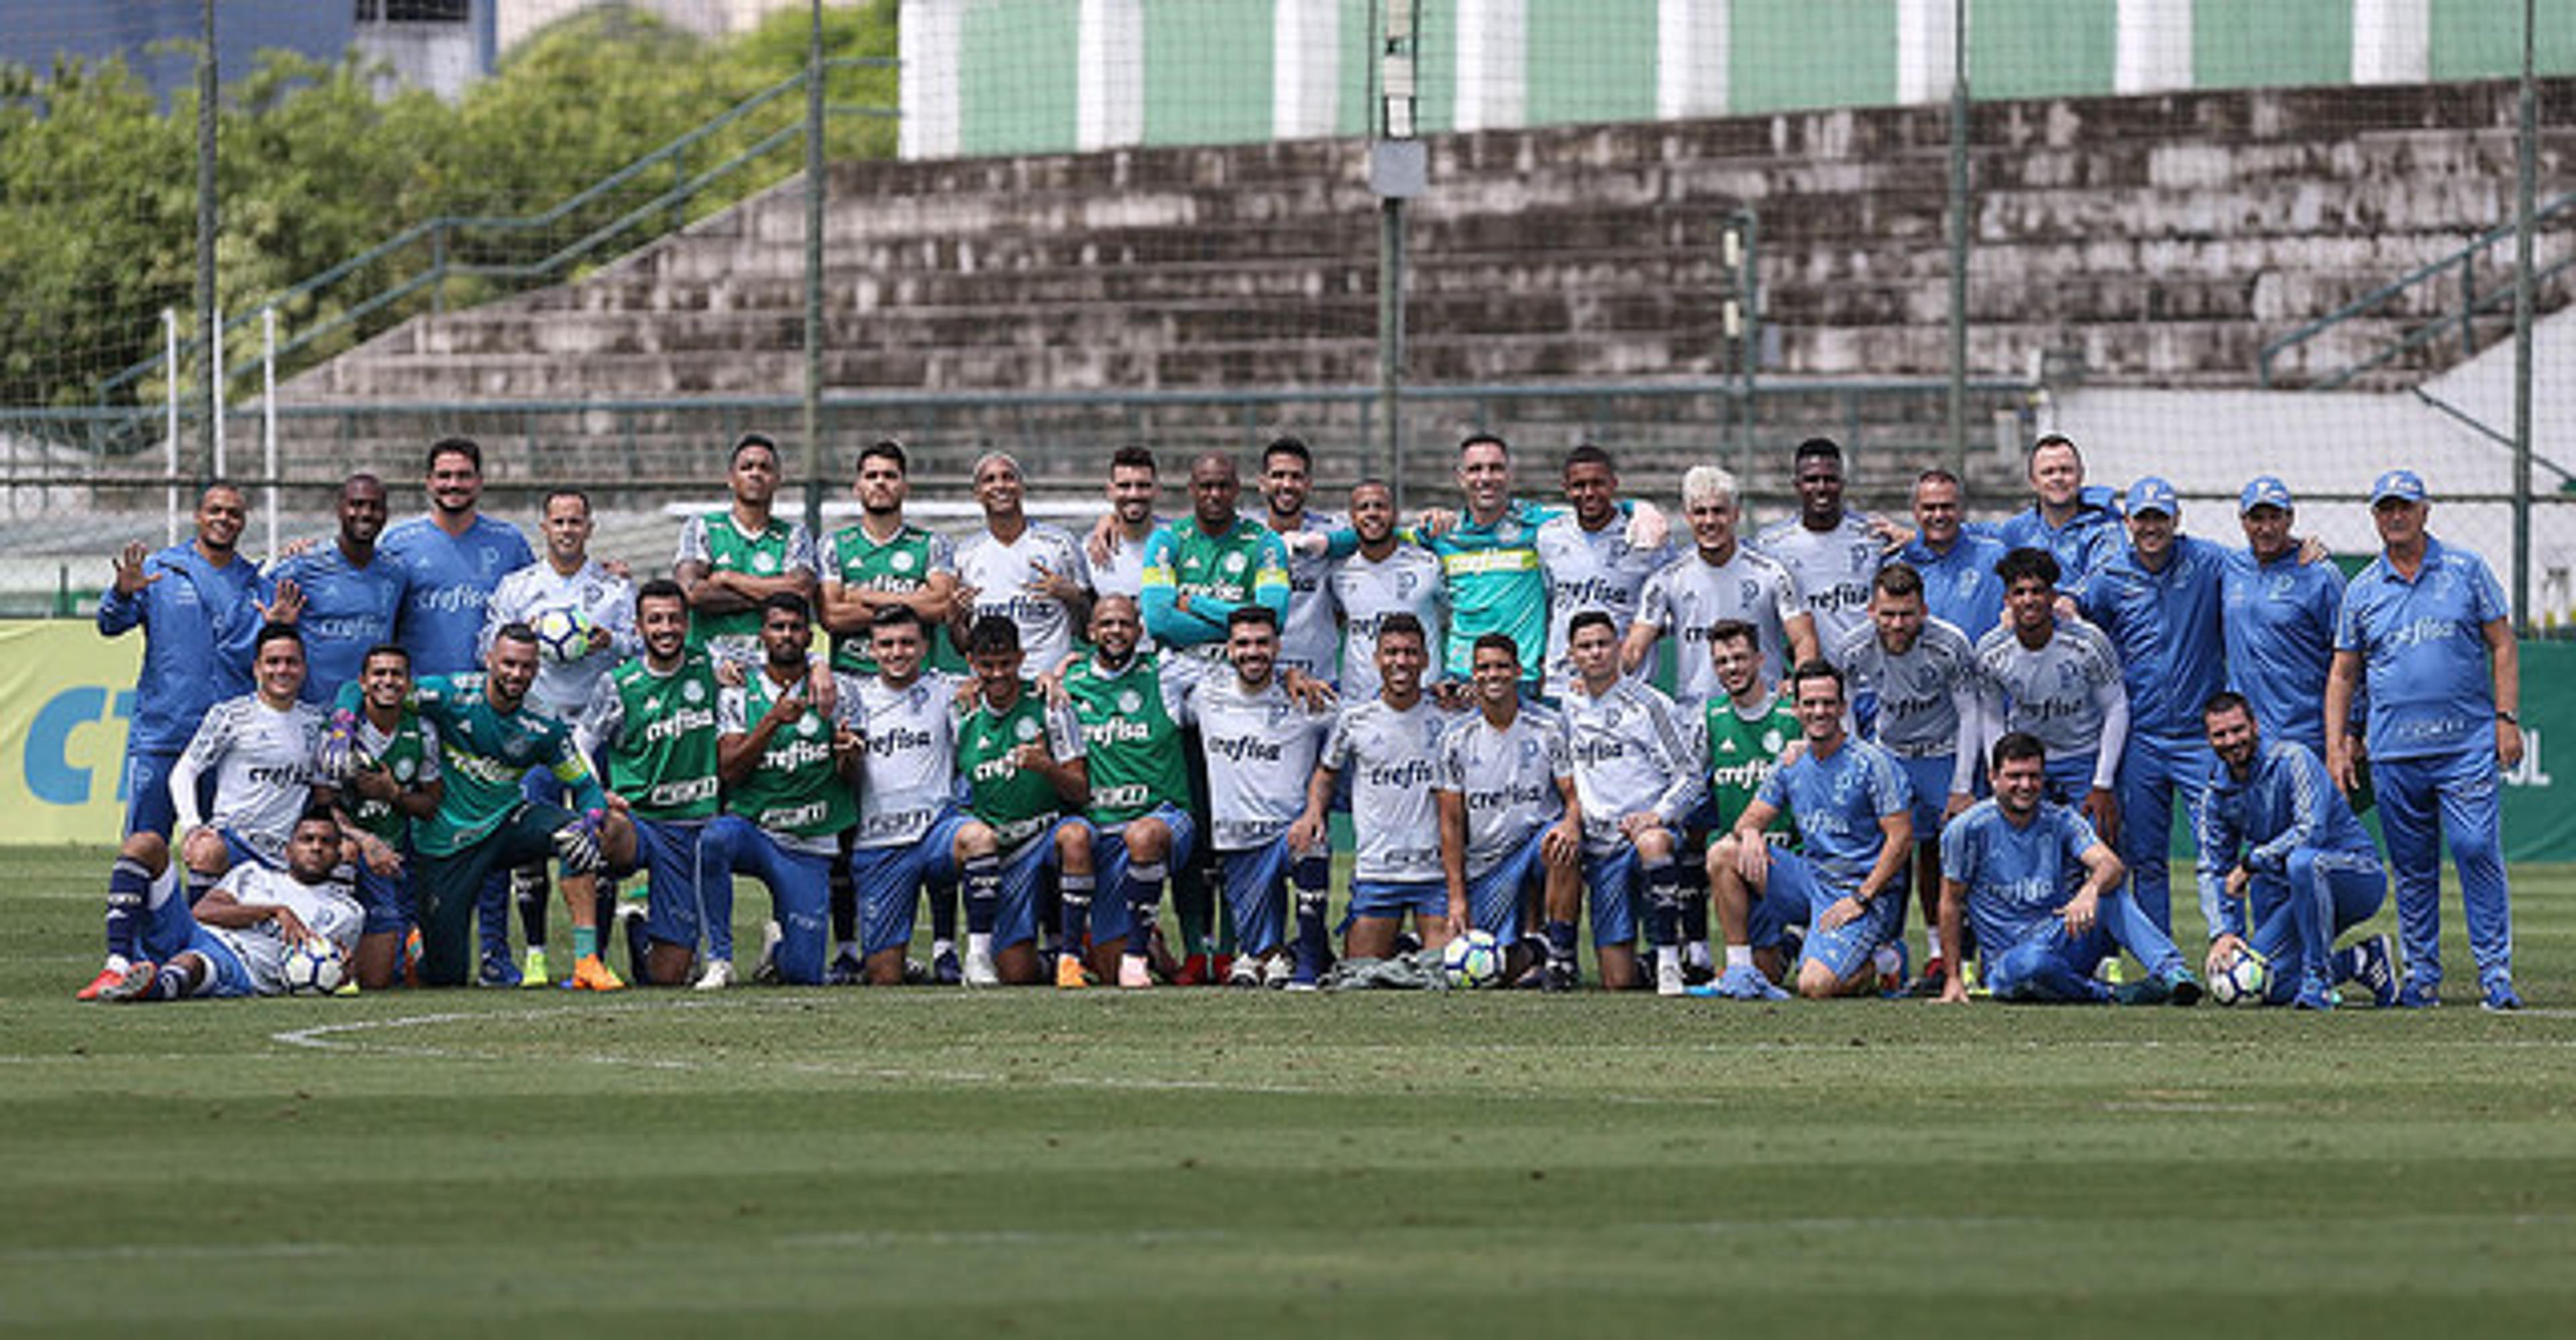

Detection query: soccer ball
xmin=1440 ymin=930 xmax=1503 ymax=989
xmin=278 ymin=937 xmax=348 ymax=997
xmin=531 ymin=608 xmax=593 ymax=664
xmin=2209 ymin=946 xmax=2270 ymax=1007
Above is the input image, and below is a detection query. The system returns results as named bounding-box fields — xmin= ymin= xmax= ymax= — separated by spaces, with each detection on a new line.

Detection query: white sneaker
xmin=963 ymin=948 xmax=1001 ymax=987
xmin=1226 ymin=954 xmax=1263 ymax=989
xmin=694 ymin=958 xmax=735 ymax=991
xmin=753 ymin=920 xmax=783 ymax=985
xmin=1656 ymin=954 xmax=1687 ymax=997
xmin=1262 ymin=954 xmax=1295 ymax=990
xmin=1118 ymin=955 xmax=1154 ymax=989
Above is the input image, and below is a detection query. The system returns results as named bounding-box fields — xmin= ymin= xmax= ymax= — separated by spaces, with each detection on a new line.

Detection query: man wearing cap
xmin=2324 ymin=470 xmax=2522 ymax=1010
xmin=2073 ymin=477 xmax=2229 ymax=938
xmin=2221 ymin=477 xmax=2347 ymax=761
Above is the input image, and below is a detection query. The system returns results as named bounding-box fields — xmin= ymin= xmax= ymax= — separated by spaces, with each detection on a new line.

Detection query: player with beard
xmin=1560 ymin=611 xmax=1701 ymax=993
xmin=1256 ymin=437 xmax=1345 ymax=681
xmin=954 ymin=451 xmax=1092 ymax=675
xmin=1060 ymin=595 xmax=1197 ymax=988
xmin=818 ymin=439 xmax=961 ymax=981
xmin=97 ymin=805 xmax=366 ymax=1003
xmin=582 ymin=581 xmax=728 ymax=988
xmin=1328 ymin=479 xmax=1446 ymax=704
xmin=1537 ymin=445 xmax=1672 ymax=702
xmin=1184 ymin=606 xmax=1333 ymax=988
xmin=951 ymin=616 xmax=1093 ymax=987
xmin=1626 ymin=465 xmax=1814 ymax=712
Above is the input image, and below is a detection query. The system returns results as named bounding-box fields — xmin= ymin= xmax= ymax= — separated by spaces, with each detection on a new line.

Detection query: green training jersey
xmin=1703 ymin=691 xmax=1801 ymax=842
xmin=819 ymin=520 xmax=955 ymax=675
xmin=674 ymin=510 xmax=816 ymax=659
xmin=1139 ymin=517 xmax=1291 ymax=654
xmin=347 ymin=708 xmax=438 ymax=845
xmin=717 ymin=667 xmax=860 ymax=846
xmin=955 ymin=684 xmax=1088 ymax=852
xmin=588 ymin=651 xmax=722 ymax=824
xmin=343 ymin=673 xmax=605 ymax=858
xmin=1060 ymin=651 xmax=1191 ymax=826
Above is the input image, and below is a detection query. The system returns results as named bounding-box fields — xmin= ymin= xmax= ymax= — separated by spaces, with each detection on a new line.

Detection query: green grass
xmin=5 ymin=845 xmax=2573 ymax=1337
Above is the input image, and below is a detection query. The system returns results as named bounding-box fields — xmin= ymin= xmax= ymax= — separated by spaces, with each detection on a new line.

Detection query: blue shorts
xmin=2043 ymin=752 xmax=2098 ymax=807
xmin=1464 ymin=826 xmax=1549 ymax=942
xmin=136 ymin=867 xmax=254 ymax=997
xmin=710 ymin=817 xmax=833 ymax=985
xmin=120 ymin=748 xmax=189 ymax=840
xmin=1757 ymin=849 xmax=1902 ymax=981
xmin=1892 ymin=752 xmax=1956 ymax=839
xmin=1349 ymin=879 xmax=1446 ymax=922
xmin=1215 ymin=834 xmax=1314 ymax=956
xmin=1578 ymin=847 xmax=1642 ymax=947
xmin=630 ymin=817 xmax=723 ymax=955
xmin=355 ymin=859 xmax=416 ymax=937
xmin=852 ymin=809 xmax=970 ymax=957
xmin=991 ymin=819 xmax=1085 ymax=951
xmin=1091 ymin=804 xmax=1195 ymax=946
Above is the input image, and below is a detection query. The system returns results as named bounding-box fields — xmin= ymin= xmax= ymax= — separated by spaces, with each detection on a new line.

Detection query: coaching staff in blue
xmin=2323 ymin=469 xmax=2522 ymax=1011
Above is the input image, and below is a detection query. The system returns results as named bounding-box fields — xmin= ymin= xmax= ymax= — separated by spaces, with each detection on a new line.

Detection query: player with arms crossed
xmin=1305 ymin=614 xmax=1454 ymax=979
xmin=2325 ymin=470 xmax=2522 ymax=1011
xmin=1976 ymin=547 xmax=2127 ymax=841
xmin=1436 ymin=633 xmax=1582 ymax=989
xmin=327 ymin=622 xmax=631 ymax=990
xmin=1187 ymin=606 xmax=1334 ymax=989
xmin=675 ymin=432 xmax=819 ymax=667
xmin=952 ymin=615 xmax=1093 ymax=987
xmin=98 ymin=805 xmax=366 ymax=1003
xmin=326 ymin=643 xmax=443 ymax=990
xmin=1705 ymin=661 xmax=1911 ymax=1001
xmin=582 ymin=580 xmax=727 ymax=988
xmin=1935 ymin=732 xmax=2201 ymax=1005
xmin=1559 ymin=610 xmax=1701 ymax=993
xmin=2194 ymin=693 xmax=2396 ymax=1009
xmin=1059 ymin=595 xmax=1196 ymax=989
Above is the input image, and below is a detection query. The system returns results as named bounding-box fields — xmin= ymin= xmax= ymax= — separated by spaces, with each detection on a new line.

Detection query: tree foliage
xmin=0 ymin=0 xmax=898 ymax=409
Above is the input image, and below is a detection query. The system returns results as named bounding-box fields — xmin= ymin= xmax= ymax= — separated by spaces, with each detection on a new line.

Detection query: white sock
xmin=1683 ymin=940 xmax=1712 ymax=970
xmin=967 ymin=932 xmax=993 ymax=959
xmin=932 ymin=936 xmax=955 ymax=959
xmin=1925 ymin=929 xmax=1943 ymax=960
xmin=1725 ymin=944 xmax=1754 ymax=970
xmin=837 ymin=938 xmax=859 ymax=960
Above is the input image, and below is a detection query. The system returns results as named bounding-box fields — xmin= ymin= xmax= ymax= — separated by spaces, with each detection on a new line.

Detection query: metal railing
xmin=92 ymin=59 xmax=898 ymax=411
xmin=2258 ymin=188 xmax=2576 ymax=392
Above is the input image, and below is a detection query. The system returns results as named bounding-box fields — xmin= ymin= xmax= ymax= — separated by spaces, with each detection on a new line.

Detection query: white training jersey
xmin=1089 ymin=523 xmax=1157 ymax=652
xmin=1754 ymin=512 xmax=1883 ymax=655
xmin=1183 ymin=673 xmax=1332 ymax=852
xmin=1829 ymin=616 xmax=1984 ymax=761
xmin=482 ymin=559 xmax=638 ymax=724
xmin=1328 ymin=541 xmax=1446 ymax=701
xmin=174 ymin=695 xmax=327 ymax=864
xmin=1633 ymin=546 xmax=1806 ymax=710
xmin=1435 ymin=704 xmax=1572 ymax=879
xmin=1536 ymin=512 xmax=1672 ymax=700
xmin=207 ymin=861 xmax=365 ymax=995
xmin=849 ymin=670 xmax=967 ymax=850
xmin=1557 ymin=677 xmax=1702 ymax=855
xmin=1272 ymin=507 xmax=1345 ymax=679
xmin=1975 ymin=619 xmax=2125 ymax=760
xmin=1322 ymin=696 xmax=1454 ymax=883
xmin=955 ymin=522 xmax=1093 ymax=673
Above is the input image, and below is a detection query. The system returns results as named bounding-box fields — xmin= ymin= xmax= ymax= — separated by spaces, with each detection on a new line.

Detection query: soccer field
xmin=5 ymin=846 xmax=2572 ymax=1337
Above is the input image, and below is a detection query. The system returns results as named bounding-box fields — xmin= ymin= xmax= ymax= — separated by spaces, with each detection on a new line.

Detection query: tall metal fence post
xmin=2513 ymin=0 xmax=2536 ymax=634
xmin=1945 ymin=0 xmax=1971 ymax=480
xmin=802 ymin=3 xmax=828 ymax=540
xmin=197 ymin=0 xmax=218 ymax=480
xmin=1373 ymin=0 xmax=1424 ymax=509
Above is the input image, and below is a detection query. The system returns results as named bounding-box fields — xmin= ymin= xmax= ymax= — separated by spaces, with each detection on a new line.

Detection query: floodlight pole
xmin=801 ymin=0 xmax=828 ymax=541
xmin=1373 ymin=1 xmax=1424 ymax=508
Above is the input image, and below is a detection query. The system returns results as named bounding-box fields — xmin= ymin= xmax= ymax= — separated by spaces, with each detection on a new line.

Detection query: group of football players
xmin=76 ymin=426 xmax=2527 ymax=1011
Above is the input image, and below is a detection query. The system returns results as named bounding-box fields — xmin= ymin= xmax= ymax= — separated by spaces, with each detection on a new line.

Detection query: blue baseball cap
xmin=2239 ymin=476 xmax=2294 ymax=514
xmin=2123 ymin=476 xmax=2180 ymax=518
xmin=2369 ymin=469 xmax=2428 ymax=505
